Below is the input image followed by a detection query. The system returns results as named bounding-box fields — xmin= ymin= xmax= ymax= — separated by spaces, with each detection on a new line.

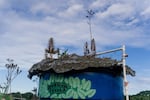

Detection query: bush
xmin=0 ymin=94 xmax=11 ymax=100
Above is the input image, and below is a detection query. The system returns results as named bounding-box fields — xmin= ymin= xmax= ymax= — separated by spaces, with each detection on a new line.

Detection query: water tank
xmin=38 ymin=71 xmax=123 ymax=100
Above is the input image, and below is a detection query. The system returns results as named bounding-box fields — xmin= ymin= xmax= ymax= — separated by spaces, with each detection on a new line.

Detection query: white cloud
xmin=30 ymin=2 xmax=52 ymax=15
xmin=58 ymin=4 xmax=83 ymax=18
xmin=0 ymin=0 xmax=9 ymax=9
xmin=0 ymin=8 xmax=88 ymax=69
xmin=0 ymin=0 xmax=150 ymax=70
xmin=126 ymin=18 xmax=139 ymax=26
xmin=90 ymin=0 xmax=112 ymax=9
xmin=128 ymin=70 xmax=150 ymax=94
xmin=96 ymin=3 xmax=134 ymax=20
xmin=141 ymin=6 xmax=150 ymax=19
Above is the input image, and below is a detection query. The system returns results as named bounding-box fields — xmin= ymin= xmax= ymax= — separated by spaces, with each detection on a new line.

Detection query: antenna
xmin=84 ymin=9 xmax=96 ymax=56
xmin=86 ymin=9 xmax=95 ymax=40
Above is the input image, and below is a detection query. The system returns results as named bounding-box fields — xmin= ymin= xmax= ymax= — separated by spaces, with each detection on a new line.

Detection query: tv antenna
xmin=84 ymin=10 xmax=96 ymax=56
xmin=86 ymin=9 xmax=95 ymax=40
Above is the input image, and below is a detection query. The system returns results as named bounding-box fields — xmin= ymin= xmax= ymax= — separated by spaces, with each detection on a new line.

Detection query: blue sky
xmin=0 ymin=0 xmax=150 ymax=94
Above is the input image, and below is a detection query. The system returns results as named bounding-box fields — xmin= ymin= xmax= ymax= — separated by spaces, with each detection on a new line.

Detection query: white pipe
xmin=96 ymin=45 xmax=129 ymax=100
xmin=122 ymin=45 xmax=129 ymax=100
xmin=96 ymin=47 xmax=122 ymax=55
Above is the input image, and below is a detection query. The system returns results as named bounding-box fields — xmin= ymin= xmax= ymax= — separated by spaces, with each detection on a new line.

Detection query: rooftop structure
xmin=28 ymin=37 xmax=135 ymax=100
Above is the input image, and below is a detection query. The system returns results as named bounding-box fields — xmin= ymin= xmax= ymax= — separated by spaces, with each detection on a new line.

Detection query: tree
xmin=5 ymin=58 xmax=22 ymax=94
xmin=130 ymin=90 xmax=150 ymax=100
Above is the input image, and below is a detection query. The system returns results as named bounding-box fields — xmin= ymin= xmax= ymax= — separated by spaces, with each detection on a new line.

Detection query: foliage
xmin=0 ymin=93 xmax=11 ymax=100
xmin=0 ymin=92 xmax=36 ymax=100
xmin=129 ymin=90 xmax=150 ymax=100
xmin=22 ymin=92 xmax=34 ymax=100
xmin=1 ymin=90 xmax=150 ymax=100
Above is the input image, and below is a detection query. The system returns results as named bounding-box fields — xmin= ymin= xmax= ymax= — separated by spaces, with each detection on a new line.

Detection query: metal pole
xmin=122 ymin=45 xmax=129 ymax=100
xmin=89 ymin=18 xmax=92 ymax=40
xmin=96 ymin=45 xmax=129 ymax=100
xmin=86 ymin=10 xmax=95 ymax=41
xmin=96 ymin=47 xmax=122 ymax=55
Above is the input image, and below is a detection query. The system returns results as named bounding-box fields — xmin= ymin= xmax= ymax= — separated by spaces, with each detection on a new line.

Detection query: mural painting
xmin=39 ymin=73 xmax=96 ymax=99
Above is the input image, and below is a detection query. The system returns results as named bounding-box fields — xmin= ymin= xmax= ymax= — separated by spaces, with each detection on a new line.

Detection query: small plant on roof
xmin=45 ymin=37 xmax=60 ymax=59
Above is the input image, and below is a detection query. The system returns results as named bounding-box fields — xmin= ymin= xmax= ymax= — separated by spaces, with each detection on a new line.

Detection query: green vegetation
xmin=0 ymin=93 xmax=11 ymax=100
xmin=0 ymin=90 xmax=150 ymax=100
xmin=0 ymin=92 xmax=37 ymax=100
xmin=130 ymin=91 xmax=150 ymax=100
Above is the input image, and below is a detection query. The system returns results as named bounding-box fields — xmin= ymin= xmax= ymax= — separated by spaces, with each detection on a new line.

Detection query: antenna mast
xmin=86 ymin=9 xmax=95 ymax=40
xmin=84 ymin=10 xmax=96 ymax=56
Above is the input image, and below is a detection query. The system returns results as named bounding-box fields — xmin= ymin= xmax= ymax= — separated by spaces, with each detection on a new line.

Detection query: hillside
xmin=130 ymin=91 xmax=150 ymax=100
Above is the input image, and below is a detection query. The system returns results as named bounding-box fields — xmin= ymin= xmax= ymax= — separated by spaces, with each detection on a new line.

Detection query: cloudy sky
xmin=0 ymin=0 xmax=150 ymax=94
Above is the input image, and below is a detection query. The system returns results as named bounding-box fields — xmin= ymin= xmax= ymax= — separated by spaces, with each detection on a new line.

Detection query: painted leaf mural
xmin=39 ymin=74 xmax=96 ymax=99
